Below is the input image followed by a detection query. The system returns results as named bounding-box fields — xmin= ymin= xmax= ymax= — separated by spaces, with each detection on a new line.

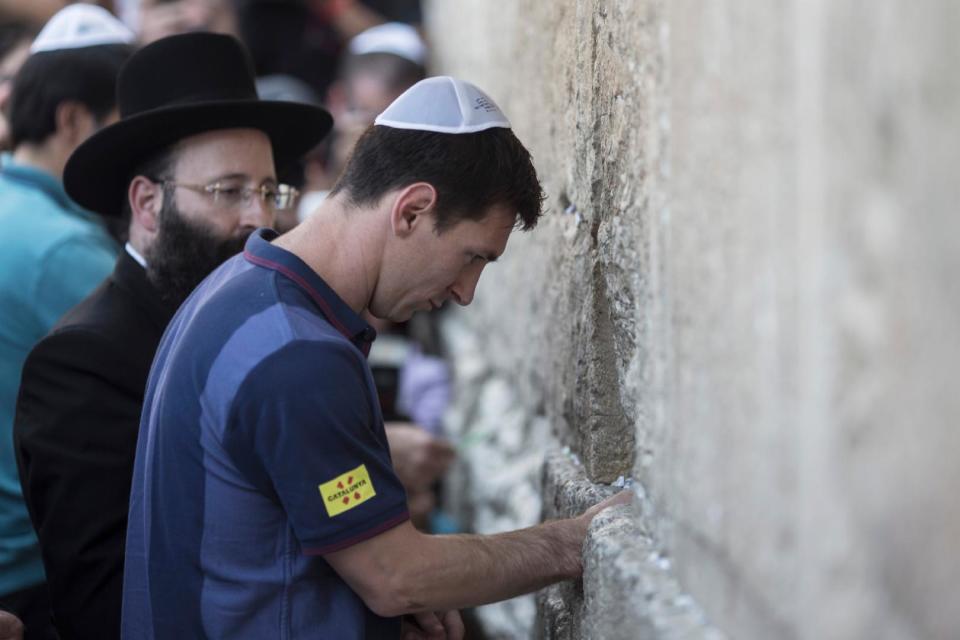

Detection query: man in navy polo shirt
xmin=124 ymin=76 xmax=629 ymax=639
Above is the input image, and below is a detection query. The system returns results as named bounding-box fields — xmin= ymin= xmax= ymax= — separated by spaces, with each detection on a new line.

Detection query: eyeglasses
xmin=159 ymin=180 xmax=300 ymax=211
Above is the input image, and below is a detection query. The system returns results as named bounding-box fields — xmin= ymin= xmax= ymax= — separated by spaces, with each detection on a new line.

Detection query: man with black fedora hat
xmin=13 ymin=31 xmax=332 ymax=639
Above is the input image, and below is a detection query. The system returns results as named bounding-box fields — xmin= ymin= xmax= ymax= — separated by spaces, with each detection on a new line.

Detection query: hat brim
xmin=64 ymin=99 xmax=333 ymax=217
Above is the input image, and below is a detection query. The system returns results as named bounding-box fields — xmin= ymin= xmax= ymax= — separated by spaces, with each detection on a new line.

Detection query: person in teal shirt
xmin=0 ymin=6 xmax=134 ymax=636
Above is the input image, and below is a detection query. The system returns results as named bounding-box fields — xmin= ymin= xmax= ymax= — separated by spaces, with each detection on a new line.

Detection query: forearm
xmin=335 ymin=517 xmax=587 ymax=616
xmin=409 ymin=519 xmax=586 ymax=611
xmin=326 ymin=492 xmax=630 ymax=617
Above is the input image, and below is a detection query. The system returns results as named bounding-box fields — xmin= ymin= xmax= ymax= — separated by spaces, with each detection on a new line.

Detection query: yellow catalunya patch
xmin=318 ymin=464 xmax=376 ymax=517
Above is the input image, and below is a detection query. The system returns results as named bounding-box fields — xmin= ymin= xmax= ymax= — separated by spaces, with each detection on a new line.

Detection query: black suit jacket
xmin=14 ymin=251 xmax=175 ymax=640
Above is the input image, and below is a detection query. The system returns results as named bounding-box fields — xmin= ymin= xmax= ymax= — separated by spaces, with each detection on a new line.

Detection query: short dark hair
xmin=330 ymin=125 xmax=545 ymax=232
xmin=8 ymin=43 xmax=133 ymax=148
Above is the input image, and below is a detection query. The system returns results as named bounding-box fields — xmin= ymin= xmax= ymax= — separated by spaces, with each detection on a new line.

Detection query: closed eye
xmin=214 ymin=185 xmax=244 ymax=197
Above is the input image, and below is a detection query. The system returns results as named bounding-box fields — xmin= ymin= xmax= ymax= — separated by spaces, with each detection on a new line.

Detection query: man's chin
xmin=390 ymin=305 xmax=423 ymax=323
xmin=392 ymin=310 xmax=416 ymax=323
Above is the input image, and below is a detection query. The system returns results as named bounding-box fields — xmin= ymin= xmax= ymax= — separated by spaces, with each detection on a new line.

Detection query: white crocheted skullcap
xmin=374 ymin=76 xmax=511 ymax=134
xmin=31 ymin=4 xmax=135 ymax=54
xmin=348 ymin=22 xmax=427 ymax=66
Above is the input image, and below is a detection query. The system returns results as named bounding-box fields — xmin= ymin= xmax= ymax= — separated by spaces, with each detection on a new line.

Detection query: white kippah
xmin=374 ymin=76 xmax=511 ymax=134
xmin=30 ymin=4 xmax=135 ymax=54
xmin=349 ymin=22 xmax=427 ymax=66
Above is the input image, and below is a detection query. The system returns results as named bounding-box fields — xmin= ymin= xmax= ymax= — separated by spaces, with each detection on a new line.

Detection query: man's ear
xmin=54 ymin=100 xmax=96 ymax=147
xmin=128 ymin=175 xmax=164 ymax=234
xmin=390 ymin=183 xmax=437 ymax=237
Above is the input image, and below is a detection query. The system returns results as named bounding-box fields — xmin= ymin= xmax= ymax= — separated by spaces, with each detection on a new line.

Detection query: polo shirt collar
xmin=243 ymin=228 xmax=376 ymax=355
xmin=0 ymin=157 xmax=100 ymax=222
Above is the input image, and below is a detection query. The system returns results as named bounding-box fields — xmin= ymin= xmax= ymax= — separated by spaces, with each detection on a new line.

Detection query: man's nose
xmin=449 ymin=264 xmax=484 ymax=306
xmin=238 ymin=195 xmax=275 ymax=231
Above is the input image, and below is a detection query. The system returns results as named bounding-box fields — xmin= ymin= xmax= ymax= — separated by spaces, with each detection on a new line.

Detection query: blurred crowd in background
xmin=2 ymin=0 xmax=430 ymax=230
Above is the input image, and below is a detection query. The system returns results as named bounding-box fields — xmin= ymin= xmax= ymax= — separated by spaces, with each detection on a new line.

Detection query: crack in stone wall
xmin=569 ymin=259 xmax=635 ymax=483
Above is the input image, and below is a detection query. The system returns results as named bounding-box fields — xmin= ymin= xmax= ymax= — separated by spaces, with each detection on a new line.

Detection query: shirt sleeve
xmin=14 ymin=328 xmax=142 ymax=638
xmin=224 ymin=339 xmax=409 ymax=555
xmin=32 ymin=234 xmax=116 ymax=329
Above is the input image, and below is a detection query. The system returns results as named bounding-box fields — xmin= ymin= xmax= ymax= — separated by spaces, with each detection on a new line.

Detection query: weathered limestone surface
xmin=536 ymin=454 xmax=726 ymax=640
xmin=425 ymin=0 xmax=959 ymax=638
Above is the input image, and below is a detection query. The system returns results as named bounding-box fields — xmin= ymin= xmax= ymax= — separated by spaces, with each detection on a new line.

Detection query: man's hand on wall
xmin=579 ymin=490 xmax=633 ymax=524
xmin=386 ymin=423 xmax=456 ymax=491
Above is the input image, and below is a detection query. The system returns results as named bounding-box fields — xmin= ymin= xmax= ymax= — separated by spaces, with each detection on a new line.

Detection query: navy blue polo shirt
xmin=122 ymin=229 xmax=409 ymax=639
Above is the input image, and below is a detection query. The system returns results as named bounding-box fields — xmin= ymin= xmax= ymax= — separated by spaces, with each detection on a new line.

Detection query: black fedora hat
xmin=64 ymin=32 xmax=333 ymax=217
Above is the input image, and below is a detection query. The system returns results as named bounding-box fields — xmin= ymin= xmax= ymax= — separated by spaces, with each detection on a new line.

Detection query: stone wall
xmin=424 ymin=1 xmax=959 ymax=638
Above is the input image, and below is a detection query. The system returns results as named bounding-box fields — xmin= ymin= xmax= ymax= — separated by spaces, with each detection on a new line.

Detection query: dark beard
xmin=144 ymin=197 xmax=252 ymax=308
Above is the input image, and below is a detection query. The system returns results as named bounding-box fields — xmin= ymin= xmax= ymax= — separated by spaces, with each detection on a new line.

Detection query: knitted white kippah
xmin=374 ymin=76 xmax=511 ymax=134
xmin=349 ymin=22 xmax=427 ymax=66
xmin=31 ymin=4 xmax=135 ymax=54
